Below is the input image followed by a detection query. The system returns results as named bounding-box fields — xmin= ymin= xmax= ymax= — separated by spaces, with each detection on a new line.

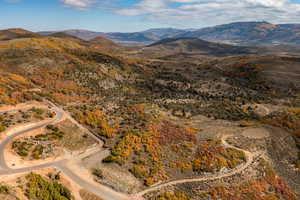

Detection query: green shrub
xmin=26 ymin=173 xmax=72 ymax=200
xmin=0 ymin=185 xmax=9 ymax=194
xmin=92 ymin=168 xmax=104 ymax=179
xmin=0 ymin=125 xmax=6 ymax=132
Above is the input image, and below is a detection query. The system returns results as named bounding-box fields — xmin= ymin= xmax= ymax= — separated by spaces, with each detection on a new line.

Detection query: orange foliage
xmin=158 ymin=121 xmax=197 ymax=145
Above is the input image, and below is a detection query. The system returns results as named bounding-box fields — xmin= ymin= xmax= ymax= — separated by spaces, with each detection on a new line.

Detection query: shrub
xmin=26 ymin=173 xmax=72 ymax=200
xmin=0 ymin=185 xmax=9 ymax=194
xmin=92 ymin=168 xmax=104 ymax=179
xmin=155 ymin=192 xmax=190 ymax=200
xmin=130 ymin=165 xmax=149 ymax=179
xmin=0 ymin=125 xmax=6 ymax=132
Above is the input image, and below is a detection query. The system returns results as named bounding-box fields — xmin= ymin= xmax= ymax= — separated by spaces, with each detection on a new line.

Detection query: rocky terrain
xmin=0 ymin=28 xmax=299 ymax=200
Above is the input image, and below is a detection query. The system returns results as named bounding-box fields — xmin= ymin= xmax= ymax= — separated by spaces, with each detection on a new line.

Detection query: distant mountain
xmin=39 ymin=29 xmax=106 ymax=41
xmin=174 ymin=22 xmax=300 ymax=45
xmin=141 ymin=28 xmax=188 ymax=40
xmin=39 ymin=28 xmax=188 ymax=45
xmin=138 ymin=37 xmax=255 ymax=58
xmin=90 ymin=36 xmax=119 ymax=47
xmin=48 ymin=32 xmax=84 ymax=43
xmin=0 ymin=28 xmax=40 ymax=41
xmin=39 ymin=22 xmax=300 ymax=46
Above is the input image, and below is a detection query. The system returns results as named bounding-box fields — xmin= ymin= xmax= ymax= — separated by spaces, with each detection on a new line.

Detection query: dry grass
xmin=56 ymin=119 xmax=97 ymax=151
xmin=79 ymin=189 xmax=103 ymax=200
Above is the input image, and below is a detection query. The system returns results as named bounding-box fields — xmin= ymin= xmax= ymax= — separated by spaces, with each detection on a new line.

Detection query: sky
xmin=1 ymin=0 xmax=300 ymax=32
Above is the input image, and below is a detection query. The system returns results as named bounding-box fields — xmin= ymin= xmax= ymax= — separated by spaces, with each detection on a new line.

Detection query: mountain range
xmin=0 ymin=20 xmax=300 ymax=200
xmin=39 ymin=21 xmax=300 ymax=46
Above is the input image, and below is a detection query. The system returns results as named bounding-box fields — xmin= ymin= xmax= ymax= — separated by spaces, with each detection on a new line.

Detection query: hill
xmin=0 ymin=28 xmax=41 ymax=41
xmin=175 ymin=21 xmax=300 ymax=46
xmin=88 ymin=36 xmax=125 ymax=54
xmin=136 ymin=37 xmax=255 ymax=58
xmin=48 ymin=32 xmax=82 ymax=40
xmin=0 ymin=34 xmax=299 ymax=200
xmin=39 ymin=22 xmax=300 ymax=46
xmin=89 ymin=36 xmax=119 ymax=48
xmin=39 ymin=28 xmax=189 ymax=45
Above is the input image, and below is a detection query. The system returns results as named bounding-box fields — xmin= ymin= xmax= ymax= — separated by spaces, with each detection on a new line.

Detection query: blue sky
xmin=1 ymin=0 xmax=300 ymax=32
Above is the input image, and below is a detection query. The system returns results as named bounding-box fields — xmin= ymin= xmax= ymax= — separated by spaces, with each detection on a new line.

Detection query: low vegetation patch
xmin=25 ymin=172 xmax=72 ymax=200
xmin=80 ymin=189 xmax=103 ymax=200
xmin=0 ymin=184 xmax=10 ymax=194
xmin=199 ymin=159 xmax=296 ymax=200
xmin=12 ymin=125 xmax=65 ymax=160
xmin=148 ymin=159 xmax=296 ymax=200
xmin=0 ymin=107 xmax=54 ymax=133
xmin=263 ymin=108 xmax=300 ymax=169
xmin=99 ymin=104 xmax=246 ymax=186
xmin=151 ymin=191 xmax=190 ymax=200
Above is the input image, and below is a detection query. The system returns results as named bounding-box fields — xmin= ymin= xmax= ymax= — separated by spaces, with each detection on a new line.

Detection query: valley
xmin=0 ymin=26 xmax=299 ymax=200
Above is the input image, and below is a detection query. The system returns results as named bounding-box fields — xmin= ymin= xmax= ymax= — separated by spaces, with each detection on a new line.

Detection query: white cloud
xmin=56 ymin=0 xmax=300 ymax=27
xmin=115 ymin=0 xmax=300 ymax=27
xmin=246 ymin=0 xmax=287 ymax=8
xmin=60 ymin=0 xmax=97 ymax=10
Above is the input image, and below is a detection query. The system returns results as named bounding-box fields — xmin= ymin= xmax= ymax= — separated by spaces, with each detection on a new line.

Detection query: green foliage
xmin=92 ymin=168 xmax=104 ymax=179
xmin=0 ymin=185 xmax=9 ymax=194
xmin=13 ymin=125 xmax=64 ymax=160
xmin=154 ymin=192 xmax=190 ymax=200
xmin=31 ymin=144 xmax=44 ymax=160
xmin=0 ymin=125 xmax=6 ymax=132
xmin=130 ymin=165 xmax=149 ymax=179
xmin=12 ymin=141 xmax=32 ymax=157
xmin=25 ymin=173 xmax=72 ymax=200
xmin=295 ymin=158 xmax=300 ymax=170
xmin=29 ymin=107 xmax=45 ymax=115
xmin=192 ymin=140 xmax=246 ymax=173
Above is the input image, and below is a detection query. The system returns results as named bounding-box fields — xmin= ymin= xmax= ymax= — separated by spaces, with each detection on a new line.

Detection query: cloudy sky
xmin=1 ymin=0 xmax=300 ymax=32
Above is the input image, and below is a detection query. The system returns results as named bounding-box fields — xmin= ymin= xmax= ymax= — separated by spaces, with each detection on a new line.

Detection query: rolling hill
xmin=0 ymin=30 xmax=299 ymax=200
xmin=136 ymin=37 xmax=255 ymax=58
xmin=39 ymin=28 xmax=188 ymax=44
xmin=175 ymin=21 xmax=300 ymax=46
xmin=0 ymin=28 xmax=41 ymax=41
xmin=39 ymin=22 xmax=300 ymax=46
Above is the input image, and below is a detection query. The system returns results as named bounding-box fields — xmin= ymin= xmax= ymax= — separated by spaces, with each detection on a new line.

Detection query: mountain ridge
xmin=6 ymin=21 xmax=300 ymax=46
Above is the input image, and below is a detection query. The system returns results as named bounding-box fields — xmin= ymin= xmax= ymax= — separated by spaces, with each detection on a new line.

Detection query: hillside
xmin=0 ymin=35 xmax=299 ymax=200
xmin=175 ymin=21 xmax=300 ymax=45
xmin=48 ymin=32 xmax=83 ymax=40
xmin=39 ymin=22 xmax=300 ymax=46
xmin=135 ymin=37 xmax=255 ymax=58
xmin=0 ymin=28 xmax=41 ymax=41
xmin=39 ymin=28 xmax=189 ymax=44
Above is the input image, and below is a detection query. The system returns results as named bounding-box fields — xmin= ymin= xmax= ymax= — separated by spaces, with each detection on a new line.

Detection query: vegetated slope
xmin=39 ymin=29 xmax=107 ymax=41
xmin=48 ymin=32 xmax=84 ymax=41
xmin=141 ymin=28 xmax=188 ymax=40
xmin=39 ymin=28 xmax=189 ymax=44
xmin=0 ymin=28 xmax=41 ymax=41
xmin=0 ymin=35 xmax=299 ymax=198
xmin=138 ymin=37 xmax=255 ymax=58
xmin=39 ymin=22 xmax=300 ymax=46
xmin=138 ymin=55 xmax=300 ymax=120
xmin=39 ymin=29 xmax=154 ymax=44
xmin=90 ymin=37 xmax=119 ymax=48
xmin=175 ymin=21 xmax=300 ymax=45
xmin=87 ymin=36 xmax=140 ymax=57
xmin=0 ymin=36 xmax=136 ymax=107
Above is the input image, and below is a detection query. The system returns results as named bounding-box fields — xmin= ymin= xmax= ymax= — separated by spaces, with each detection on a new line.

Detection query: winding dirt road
xmin=0 ymin=103 xmax=130 ymax=200
xmin=0 ymin=102 xmax=260 ymax=200
xmin=135 ymin=135 xmax=260 ymax=197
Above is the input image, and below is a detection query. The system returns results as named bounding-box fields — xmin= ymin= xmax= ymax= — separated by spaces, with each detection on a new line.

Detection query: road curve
xmin=0 ymin=103 xmax=130 ymax=200
xmin=0 ymin=103 xmax=261 ymax=200
xmin=0 ymin=106 xmax=63 ymax=169
xmin=136 ymin=135 xmax=259 ymax=197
